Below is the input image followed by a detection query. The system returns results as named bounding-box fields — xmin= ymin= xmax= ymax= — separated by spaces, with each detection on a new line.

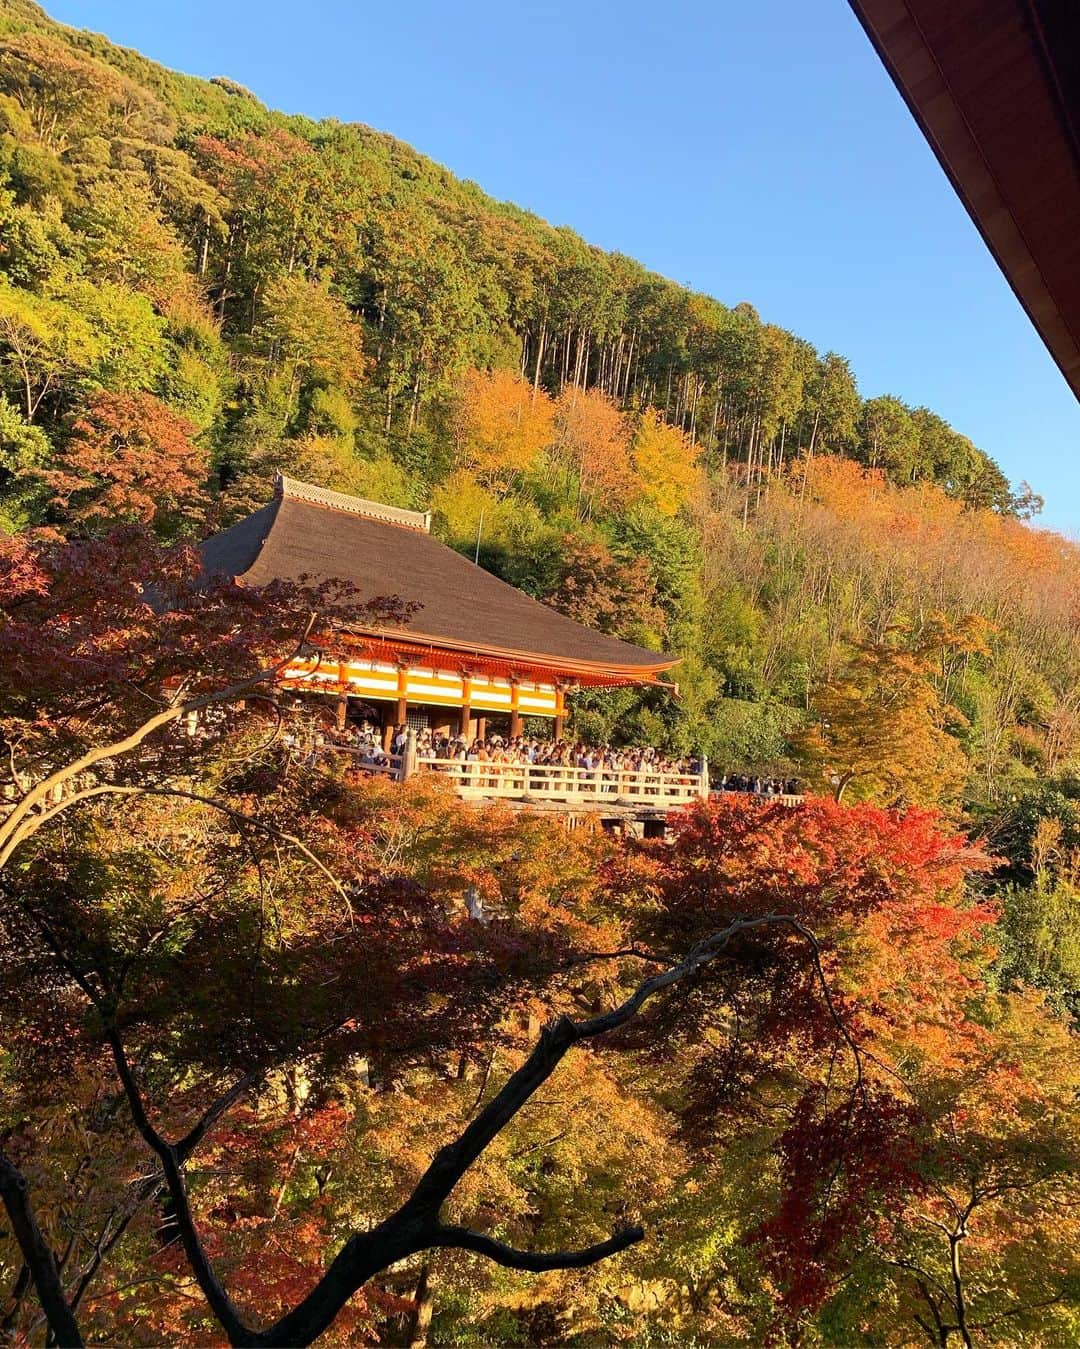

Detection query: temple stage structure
xmin=201 ymin=477 xmax=702 ymax=823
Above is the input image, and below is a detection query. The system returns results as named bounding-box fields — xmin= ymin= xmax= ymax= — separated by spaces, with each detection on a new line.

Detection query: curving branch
xmin=174 ymin=1070 xmax=266 ymax=1162
xmin=257 ymin=913 xmax=841 ymax=1348
xmin=8 ymin=909 xmax=850 ymax=1348
xmin=0 ymin=613 xmax=319 ymax=877
xmin=4 ymin=781 xmax=353 ymax=920
xmin=430 ymin=1223 xmax=644 ymax=1272
xmin=67 ymin=1174 xmax=163 ymax=1315
xmin=102 ymin=1028 xmax=251 ymax=1345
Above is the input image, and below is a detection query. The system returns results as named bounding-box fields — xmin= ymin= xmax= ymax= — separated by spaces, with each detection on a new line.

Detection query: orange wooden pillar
xmin=459 ymin=674 xmax=472 ymax=740
xmin=509 ymin=679 xmax=522 ymax=738
xmin=384 ymin=664 xmax=409 ymax=750
xmin=394 ymin=664 xmax=408 ymax=732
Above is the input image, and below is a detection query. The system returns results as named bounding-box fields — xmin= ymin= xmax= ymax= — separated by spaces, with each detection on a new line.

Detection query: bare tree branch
xmin=67 ymin=1175 xmax=163 ymax=1315
xmin=101 ymin=1028 xmax=251 ymax=1345
xmin=0 ymin=614 xmax=318 ymax=876
xmin=10 ymin=854 xmax=851 ymax=1349
xmin=4 ymin=781 xmax=353 ymax=920
xmin=174 ymin=1071 xmax=265 ymax=1161
xmin=258 ymin=913 xmax=844 ymax=1348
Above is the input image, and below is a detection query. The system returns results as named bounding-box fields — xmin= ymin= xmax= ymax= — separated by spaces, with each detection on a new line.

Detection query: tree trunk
xmin=800 ymin=409 xmax=820 ymax=502
xmin=0 ymin=1156 xmax=83 ymax=1348
xmin=405 ymin=1263 xmax=435 ymax=1348
xmin=949 ymin=1234 xmax=973 ymax=1349
xmin=198 ymin=215 xmax=210 ymax=278
xmin=621 ymin=327 xmax=637 ymax=402
xmin=407 ymin=368 xmax=422 ymax=433
xmin=532 ymin=320 xmax=546 ymax=399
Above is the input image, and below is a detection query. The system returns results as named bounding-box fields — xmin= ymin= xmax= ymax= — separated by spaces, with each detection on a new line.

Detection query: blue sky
xmin=48 ymin=0 xmax=1080 ymax=532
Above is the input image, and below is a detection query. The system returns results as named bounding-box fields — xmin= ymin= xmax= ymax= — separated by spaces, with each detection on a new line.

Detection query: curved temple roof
xmin=201 ymin=477 xmax=678 ymax=683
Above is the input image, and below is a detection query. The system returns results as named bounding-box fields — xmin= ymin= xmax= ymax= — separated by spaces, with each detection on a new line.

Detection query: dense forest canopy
xmin=0 ymin=0 xmax=1031 ymax=517
xmin=0 ymin=6 xmax=1079 ymax=1344
xmin=0 ymin=0 xmax=1075 ymax=812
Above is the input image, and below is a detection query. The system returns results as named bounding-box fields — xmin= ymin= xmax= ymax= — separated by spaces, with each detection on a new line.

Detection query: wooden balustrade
xmin=718 ymin=791 xmax=804 ymax=808
xmin=414 ymin=755 xmax=708 ymax=805
xmin=295 ymin=738 xmax=403 ymax=779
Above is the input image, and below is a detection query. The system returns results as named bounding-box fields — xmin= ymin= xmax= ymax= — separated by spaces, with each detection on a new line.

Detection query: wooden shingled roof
xmin=201 ymin=477 xmax=678 ymax=682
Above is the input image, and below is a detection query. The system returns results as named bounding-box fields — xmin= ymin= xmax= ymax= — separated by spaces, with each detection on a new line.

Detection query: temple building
xmin=201 ymin=476 xmax=679 ymax=746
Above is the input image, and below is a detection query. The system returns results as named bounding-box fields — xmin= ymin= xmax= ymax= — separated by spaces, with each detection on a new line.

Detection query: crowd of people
xmin=340 ymin=719 xmax=394 ymax=769
xmin=410 ymin=727 xmax=701 ymax=779
xmin=297 ymin=710 xmax=802 ymax=798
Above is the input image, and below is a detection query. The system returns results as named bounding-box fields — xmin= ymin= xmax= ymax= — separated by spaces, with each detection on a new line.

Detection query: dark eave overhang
xmin=848 ymin=0 xmax=1080 ymax=401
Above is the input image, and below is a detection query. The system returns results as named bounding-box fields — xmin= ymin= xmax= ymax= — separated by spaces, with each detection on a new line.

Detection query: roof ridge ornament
xmin=275 ymin=474 xmax=432 ymax=533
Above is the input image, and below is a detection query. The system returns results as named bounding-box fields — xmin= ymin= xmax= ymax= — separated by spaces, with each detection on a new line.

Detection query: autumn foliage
xmin=44 ymin=389 xmax=206 ymax=531
xmin=451 ymin=367 xmax=555 ymax=488
xmin=0 ymin=10 xmax=1079 ymax=1345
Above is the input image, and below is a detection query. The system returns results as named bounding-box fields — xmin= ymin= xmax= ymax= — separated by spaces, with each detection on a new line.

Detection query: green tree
xmin=0 ymin=390 xmax=48 ymax=529
xmin=0 ymin=279 xmax=95 ymax=421
xmin=859 ymin=393 xmax=918 ymax=478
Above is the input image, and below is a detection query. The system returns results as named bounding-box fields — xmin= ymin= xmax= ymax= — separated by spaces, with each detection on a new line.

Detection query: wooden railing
xmin=339 ymin=747 xmax=403 ymax=778
xmin=288 ymin=736 xmax=403 ymax=779
xmin=714 ymin=789 xmax=804 ymax=808
xmin=415 ymin=755 xmax=709 ymax=806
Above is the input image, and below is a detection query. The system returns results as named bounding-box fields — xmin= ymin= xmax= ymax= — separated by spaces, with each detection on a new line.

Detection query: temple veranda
xmin=200 ymin=477 xmax=715 ymax=831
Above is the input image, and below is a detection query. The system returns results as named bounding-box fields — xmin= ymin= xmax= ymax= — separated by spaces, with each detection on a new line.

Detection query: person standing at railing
xmin=475 ymin=740 xmax=493 ymax=789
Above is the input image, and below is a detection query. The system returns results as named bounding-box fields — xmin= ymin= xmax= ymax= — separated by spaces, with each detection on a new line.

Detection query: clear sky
xmin=46 ymin=0 xmax=1080 ymax=532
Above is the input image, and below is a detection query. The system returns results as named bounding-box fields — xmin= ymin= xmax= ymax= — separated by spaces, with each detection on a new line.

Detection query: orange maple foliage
xmin=451 ymin=368 xmax=555 ymax=487
xmin=552 ymin=385 xmax=635 ymax=517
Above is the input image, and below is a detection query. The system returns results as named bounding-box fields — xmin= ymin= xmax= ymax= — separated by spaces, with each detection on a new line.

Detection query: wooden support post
xmin=334 ymin=658 xmax=349 ymax=732
xmin=509 ymin=679 xmax=522 ymax=739
xmin=698 ymin=754 xmax=710 ymax=800
xmin=553 ymin=685 xmax=566 ymax=741
xmin=476 ymin=716 xmax=487 ymax=740
xmin=460 ymin=675 xmax=472 ymax=741
xmin=399 ymin=728 xmax=418 ymax=782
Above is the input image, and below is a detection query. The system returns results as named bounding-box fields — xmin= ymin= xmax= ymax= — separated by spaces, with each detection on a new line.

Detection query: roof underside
xmin=200 ymin=487 xmax=676 ymax=679
xmin=849 ymin=0 xmax=1080 ymax=400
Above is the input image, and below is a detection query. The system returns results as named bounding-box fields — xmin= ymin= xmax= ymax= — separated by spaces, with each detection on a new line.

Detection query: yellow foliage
xmin=631 ymin=408 xmax=700 ymax=516
xmin=794 ymin=637 xmax=969 ymax=807
xmin=429 ymin=469 xmax=545 ymax=558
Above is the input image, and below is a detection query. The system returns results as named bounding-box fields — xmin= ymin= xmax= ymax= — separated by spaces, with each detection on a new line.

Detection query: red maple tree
xmin=42 ymin=389 xmax=208 ymax=533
